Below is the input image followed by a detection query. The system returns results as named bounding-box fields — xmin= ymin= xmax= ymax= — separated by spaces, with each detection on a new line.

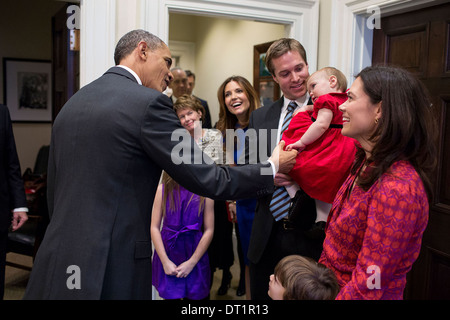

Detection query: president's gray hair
xmin=114 ymin=29 xmax=165 ymax=65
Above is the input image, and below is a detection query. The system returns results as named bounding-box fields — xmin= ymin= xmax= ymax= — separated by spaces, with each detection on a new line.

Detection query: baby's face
xmin=307 ymin=71 xmax=332 ymax=103
xmin=268 ymin=274 xmax=285 ymax=300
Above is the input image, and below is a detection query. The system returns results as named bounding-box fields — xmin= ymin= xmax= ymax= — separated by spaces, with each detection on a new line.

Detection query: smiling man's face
xmin=271 ymin=50 xmax=309 ymax=100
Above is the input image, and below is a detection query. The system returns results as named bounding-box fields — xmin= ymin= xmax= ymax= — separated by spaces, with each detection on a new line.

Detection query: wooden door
xmin=372 ymin=3 xmax=450 ymax=299
xmin=52 ymin=4 xmax=80 ymax=122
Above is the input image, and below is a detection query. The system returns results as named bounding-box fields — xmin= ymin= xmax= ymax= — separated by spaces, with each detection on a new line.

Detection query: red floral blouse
xmin=319 ymin=160 xmax=429 ymax=300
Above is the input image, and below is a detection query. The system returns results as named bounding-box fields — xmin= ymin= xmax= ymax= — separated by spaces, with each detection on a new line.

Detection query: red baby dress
xmin=282 ymin=92 xmax=357 ymax=203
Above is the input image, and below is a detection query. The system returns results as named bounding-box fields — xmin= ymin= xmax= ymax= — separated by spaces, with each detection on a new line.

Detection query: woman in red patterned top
xmin=319 ymin=65 xmax=437 ymax=299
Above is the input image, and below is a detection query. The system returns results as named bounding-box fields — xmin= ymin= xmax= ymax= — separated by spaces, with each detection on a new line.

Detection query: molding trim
xmin=329 ymin=0 xmax=445 ymax=84
xmin=80 ymin=0 xmax=117 ymax=87
xmin=80 ymin=0 xmax=319 ymax=86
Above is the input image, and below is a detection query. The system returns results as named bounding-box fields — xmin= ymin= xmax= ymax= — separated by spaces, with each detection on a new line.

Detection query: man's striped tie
xmin=270 ymin=101 xmax=297 ymax=221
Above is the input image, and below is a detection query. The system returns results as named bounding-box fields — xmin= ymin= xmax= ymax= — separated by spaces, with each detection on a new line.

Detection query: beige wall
xmin=169 ymin=13 xmax=286 ymax=125
xmin=169 ymin=6 xmax=337 ymax=125
xmin=1 ymin=0 xmax=64 ymax=172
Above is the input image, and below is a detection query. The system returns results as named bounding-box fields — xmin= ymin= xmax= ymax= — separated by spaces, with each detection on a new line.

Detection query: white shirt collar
xmin=282 ymin=94 xmax=309 ymax=111
xmin=117 ymin=65 xmax=142 ymax=85
xmin=276 ymin=93 xmax=310 ymax=142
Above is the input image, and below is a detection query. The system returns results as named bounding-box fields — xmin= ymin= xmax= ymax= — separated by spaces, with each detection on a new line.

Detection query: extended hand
xmin=269 ymin=140 xmax=297 ymax=174
xmin=274 ymin=173 xmax=295 ymax=187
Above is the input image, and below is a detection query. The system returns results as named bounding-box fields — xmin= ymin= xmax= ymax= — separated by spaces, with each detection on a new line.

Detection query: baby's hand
xmin=286 ymin=140 xmax=306 ymax=152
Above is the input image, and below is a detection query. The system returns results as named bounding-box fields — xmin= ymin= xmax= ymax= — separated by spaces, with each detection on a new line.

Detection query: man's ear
xmin=137 ymin=41 xmax=149 ymax=61
xmin=272 ymin=74 xmax=279 ymax=85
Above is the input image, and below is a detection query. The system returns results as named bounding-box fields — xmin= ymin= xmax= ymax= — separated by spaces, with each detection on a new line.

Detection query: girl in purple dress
xmin=151 ymin=171 xmax=214 ymax=300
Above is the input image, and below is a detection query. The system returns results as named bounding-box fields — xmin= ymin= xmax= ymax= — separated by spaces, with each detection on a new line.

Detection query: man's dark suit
xmin=247 ymin=97 xmax=323 ymax=300
xmin=23 ymin=67 xmax=274 ymax=299
xmin=0 ymin=104 xmax=27 ymax=299
xmin=194 ymin=96 xmax=212 ymax=129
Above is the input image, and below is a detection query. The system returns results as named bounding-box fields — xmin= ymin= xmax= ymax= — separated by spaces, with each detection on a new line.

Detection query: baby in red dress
xmin=283 ymin=67 xmax=357 ymax=231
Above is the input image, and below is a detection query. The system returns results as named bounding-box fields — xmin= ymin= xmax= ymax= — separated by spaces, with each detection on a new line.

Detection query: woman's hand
xmin=162 ymin=260 xmax=178 ymax=276
xmin=175 ymin=260 xmax=195 ymax=278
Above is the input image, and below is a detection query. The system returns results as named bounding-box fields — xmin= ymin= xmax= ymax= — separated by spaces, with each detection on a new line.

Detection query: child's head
xmin=307 ymin=67 xmax=347 ymax=103
xmin=173 ymin=94 xmax=205 ymax=135
xmin=268 ymin=255 xmax=340 ymax=300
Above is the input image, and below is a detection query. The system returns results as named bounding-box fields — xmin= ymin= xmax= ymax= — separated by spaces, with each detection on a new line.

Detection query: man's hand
xmin=269 ymin=140 xmax=297 ymax=174
xmin=274 ymin=173 xmax=295 ymax=187
xmin=11 ymin=210 xmax=28 ymax=231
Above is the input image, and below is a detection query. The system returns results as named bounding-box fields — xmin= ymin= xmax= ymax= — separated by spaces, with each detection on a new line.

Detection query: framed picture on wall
xmin=253 ymin=41 xmax=280 ymax=107
xmin=3 ymin=58 xmax=52 ymax=122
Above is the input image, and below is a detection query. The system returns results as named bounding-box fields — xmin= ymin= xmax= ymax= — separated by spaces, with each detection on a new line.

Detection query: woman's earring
xmin=375 ymin=118 xmax=379 ymax=124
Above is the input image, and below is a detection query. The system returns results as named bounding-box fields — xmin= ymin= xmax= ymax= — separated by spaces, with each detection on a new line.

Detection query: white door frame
xmin=329 ymin=0 xmax=446 ymax=84
xmin=79 ymin=0 xmax=319 ymax=87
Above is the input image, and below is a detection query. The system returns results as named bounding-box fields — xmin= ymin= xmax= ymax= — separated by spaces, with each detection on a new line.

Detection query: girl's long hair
xmin=161 ymin=171 xmax=205 ymax=217
xmin=352 ymin=65 xmax=437 ymax=200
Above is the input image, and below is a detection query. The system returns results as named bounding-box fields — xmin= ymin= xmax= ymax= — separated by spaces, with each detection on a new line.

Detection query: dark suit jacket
xmin=194 ymin=96 xmax=212 ymax=129
xmin=246 ymin=98 xmax=283 ymax=265
xmin=23 ymin=67 xmax=273 ymax=300
xmin=247 ymin=96 xmax=316 ymax=266
xmin=0 ymin=104 xmax=27 ymax=234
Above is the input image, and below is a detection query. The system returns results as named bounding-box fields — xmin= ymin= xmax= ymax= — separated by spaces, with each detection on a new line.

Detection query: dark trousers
xmin=0 ymin=230 xmax=8 ymax=300
xmin=249 ymin=220 xmax=323 ymax=300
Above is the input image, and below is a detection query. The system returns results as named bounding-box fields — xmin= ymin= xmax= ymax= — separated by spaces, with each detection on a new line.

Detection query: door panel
xmin=373 ymin=3 xmax=450 ymax=299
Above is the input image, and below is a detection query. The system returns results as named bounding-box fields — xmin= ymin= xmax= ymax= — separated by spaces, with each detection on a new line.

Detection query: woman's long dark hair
xmin=352 ymin=65 xmax=437 ymax=200
xmin=216 ymin=75 xmax=260 ymax=133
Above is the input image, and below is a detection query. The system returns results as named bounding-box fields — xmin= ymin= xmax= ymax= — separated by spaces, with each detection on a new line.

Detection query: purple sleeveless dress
xmin=152 ymin=185 xmax=211 ymax=300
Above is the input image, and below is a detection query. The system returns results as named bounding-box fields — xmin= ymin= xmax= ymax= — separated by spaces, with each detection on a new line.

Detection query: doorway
xmin=168 ymin=12 xmax=286 ymax=125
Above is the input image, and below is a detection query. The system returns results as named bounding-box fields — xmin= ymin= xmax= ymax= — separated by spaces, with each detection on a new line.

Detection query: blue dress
xmin=152 ymin=185 xmax=211 ymax=299
xmin=234 ymin=126 xmax=256 ymax=266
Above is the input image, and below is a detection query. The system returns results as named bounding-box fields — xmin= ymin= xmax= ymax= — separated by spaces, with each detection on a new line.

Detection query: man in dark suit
xmin=0 ymin=104 xmax=28 ymax=299
xmin=185 ymin=70 xmax=212 ymax=129
xmin=168 ymin=67 xmax=188 ymax=102
xmin=23 ymin=30 xmax=296 ymax=300
xmin=168 ymin=68 xmax=212 ymax=129
xmin=247 ymin=38 xmax=323 ymax=300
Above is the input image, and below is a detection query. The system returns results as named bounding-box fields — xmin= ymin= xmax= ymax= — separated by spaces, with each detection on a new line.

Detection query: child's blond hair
xmin=308 ymin=67 xmax=347 ymax=93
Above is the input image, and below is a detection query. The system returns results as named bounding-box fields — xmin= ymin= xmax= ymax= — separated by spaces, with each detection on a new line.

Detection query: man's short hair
xmin=265 ymin=38 xmax=308 ymax=76
xmin=114 ymin=29 xmax=165 ymax=65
